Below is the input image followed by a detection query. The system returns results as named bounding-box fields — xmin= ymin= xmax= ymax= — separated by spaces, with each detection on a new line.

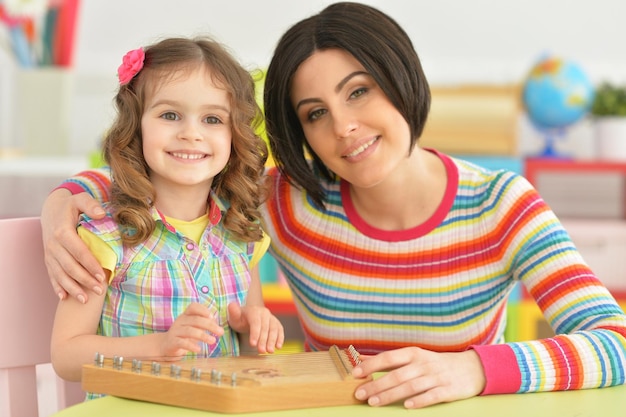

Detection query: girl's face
xmin=141 ymin=67 xmax=232 ymax=196
xmin=290 ymin=48 xmax=411 ymax=189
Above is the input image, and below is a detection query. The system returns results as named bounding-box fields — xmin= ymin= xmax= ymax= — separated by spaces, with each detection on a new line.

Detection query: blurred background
xmin=1 ymin=0 xmax=625 ymax=159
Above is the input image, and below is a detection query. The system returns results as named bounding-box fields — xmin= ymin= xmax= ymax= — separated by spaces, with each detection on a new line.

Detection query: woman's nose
xmin=332 ymin=109 xmax=358 ymax=139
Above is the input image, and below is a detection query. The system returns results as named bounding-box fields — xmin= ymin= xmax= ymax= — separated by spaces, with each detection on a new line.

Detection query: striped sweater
xmin=60 ymin=152 xmax=626 ymax=395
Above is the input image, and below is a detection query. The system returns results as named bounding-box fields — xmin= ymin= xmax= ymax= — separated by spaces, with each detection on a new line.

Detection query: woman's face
xmin=290 ymin=48 xmax=411 ymax=189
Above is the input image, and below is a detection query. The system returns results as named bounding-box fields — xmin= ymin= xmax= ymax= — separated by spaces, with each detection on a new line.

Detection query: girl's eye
xmin=204 ymin=116 xmax=222 ymax=124
xmin=160 ymin=112 xmax=179 ymax=121
xmin=350 ymin=87 xmax=367 ymax=99
xmin=308 ymin=108 xmax=326 ymax=122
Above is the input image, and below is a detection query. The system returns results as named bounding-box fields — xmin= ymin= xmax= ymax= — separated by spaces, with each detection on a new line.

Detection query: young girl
xmin=50 ymin=37 xmax=284 ymax=385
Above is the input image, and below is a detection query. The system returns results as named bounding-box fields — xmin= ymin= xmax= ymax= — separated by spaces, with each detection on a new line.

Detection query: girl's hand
xmin=160 ymin=303 xmax=224 ymax=360
xmin=351 ymin=347 xmax=486 ymax=409
xmin=41 ymin=189 xmax=107 ymax=303
xmin=227 ymin=302 xmax=284 ymax=354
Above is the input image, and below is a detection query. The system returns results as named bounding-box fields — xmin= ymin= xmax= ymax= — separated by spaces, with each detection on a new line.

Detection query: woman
xmin=41 ymin=2 xmax=626 ymax=409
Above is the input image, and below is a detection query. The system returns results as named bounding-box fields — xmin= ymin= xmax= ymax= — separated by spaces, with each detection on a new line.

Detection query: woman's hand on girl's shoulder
xmin=41 ymin=189 xmax=107 ymax=303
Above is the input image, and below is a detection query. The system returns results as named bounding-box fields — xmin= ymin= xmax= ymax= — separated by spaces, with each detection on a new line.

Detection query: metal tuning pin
xmin=151 ymin=362 xmax=161 ymax=376
xmin=190 ymin=367 xmax=202 ymax=382
xmin=94 ymin=352 xmax=105 ymax=367
xmin=113 ymin=356 xmax=124 ymax=370
xmin=170 ymin=364 xmax=181 ymax=379
xmin=210 ymin=369 xmax=223 ymax=385
xmin=230 ymin=372 xmax=237 ymax=387
xmin=132 ymin=359 xmax=142 ymax=373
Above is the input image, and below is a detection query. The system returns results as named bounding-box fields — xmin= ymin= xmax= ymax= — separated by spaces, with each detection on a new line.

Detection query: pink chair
xmin=0 ymin=217 xmax=84 ymax=417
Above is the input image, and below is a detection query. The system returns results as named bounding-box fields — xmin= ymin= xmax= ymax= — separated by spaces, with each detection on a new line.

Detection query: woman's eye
xmin=161 ymin=112 xmax=179 ymax=121
xmin=204 ymin=116 xmax=222 ymax=124
xmin=350 ymin=87 xmax=367 ymax=99
xmin=308 ymin=108 xmax=326 ymax=121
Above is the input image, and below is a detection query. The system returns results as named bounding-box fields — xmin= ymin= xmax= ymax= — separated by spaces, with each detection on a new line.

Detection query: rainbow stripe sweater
xmin=61 ymin=152 xmax=626 ymax=395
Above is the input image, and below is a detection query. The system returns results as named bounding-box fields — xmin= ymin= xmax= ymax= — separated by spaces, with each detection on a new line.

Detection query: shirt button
xmin=201 ymin=286 xmax=209 ymax=294
xmin=186 ymin=242 xmax=195 ymax=251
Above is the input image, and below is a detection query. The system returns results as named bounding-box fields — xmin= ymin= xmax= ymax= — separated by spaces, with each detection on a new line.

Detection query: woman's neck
xmin=347 ymin=147 xmax=447 ymax=231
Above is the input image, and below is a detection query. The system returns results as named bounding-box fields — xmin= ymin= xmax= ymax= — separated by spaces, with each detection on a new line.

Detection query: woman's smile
xmin=342 ymin=136 xmax=380 ymax=160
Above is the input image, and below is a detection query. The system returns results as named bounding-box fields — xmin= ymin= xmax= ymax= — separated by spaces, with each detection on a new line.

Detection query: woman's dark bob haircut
xmin=264 ymin=1 xmax=431 ymax=208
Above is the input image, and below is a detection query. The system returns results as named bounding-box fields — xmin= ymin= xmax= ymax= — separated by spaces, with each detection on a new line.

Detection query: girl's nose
xmin=177 ymin=120 xmax=203 ymax=141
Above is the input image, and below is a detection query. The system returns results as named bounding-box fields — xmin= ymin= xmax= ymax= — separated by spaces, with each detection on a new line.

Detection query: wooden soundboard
xmin=82 ymin=345 xmax=371 ymax=413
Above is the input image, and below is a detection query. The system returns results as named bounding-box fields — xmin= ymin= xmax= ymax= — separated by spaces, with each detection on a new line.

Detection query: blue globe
xmin=523 ymin=57 xmax=594 ymax=129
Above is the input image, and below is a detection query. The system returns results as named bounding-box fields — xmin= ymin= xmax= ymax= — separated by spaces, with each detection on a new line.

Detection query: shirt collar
xmin=151 ymin=189 xmax=226 ymax=234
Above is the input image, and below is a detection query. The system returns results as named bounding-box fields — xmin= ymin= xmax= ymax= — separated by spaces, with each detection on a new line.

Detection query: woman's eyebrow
xmin=335 ymin=71 xmax=368 ymax=93
xmin=295 ymin=71 xmax=369 ymax=111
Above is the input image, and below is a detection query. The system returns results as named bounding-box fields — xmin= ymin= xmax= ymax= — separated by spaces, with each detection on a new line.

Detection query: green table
xmin=54 ymin=384 xmax=626 ymax=417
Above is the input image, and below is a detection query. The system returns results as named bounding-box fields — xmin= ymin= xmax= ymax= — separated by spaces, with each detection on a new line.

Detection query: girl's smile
xmin=168 ymin=151 xmax=210 ymax=161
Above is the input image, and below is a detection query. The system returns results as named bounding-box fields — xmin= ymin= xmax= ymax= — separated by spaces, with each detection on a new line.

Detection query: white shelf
xmin=0 ymin=156 xmax=88 ymax=176
xmin=562 ymin=219 xmax=626 ymax=294
xmin=0 ymin=156 xmax=90 ymax=218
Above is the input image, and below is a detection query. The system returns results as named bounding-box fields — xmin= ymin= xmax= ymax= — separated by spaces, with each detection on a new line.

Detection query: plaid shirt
xmin=80 ymin=193 xmax=253 ymax=361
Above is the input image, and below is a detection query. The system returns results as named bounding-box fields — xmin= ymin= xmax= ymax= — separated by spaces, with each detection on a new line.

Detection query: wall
xmin=74 ymin=0 xmax=626 ymax=83
xmin=4 ymin=0 xmax=626 ymax=157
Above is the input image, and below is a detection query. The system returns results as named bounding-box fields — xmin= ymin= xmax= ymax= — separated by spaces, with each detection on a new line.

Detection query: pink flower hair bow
xmin=117 ymin=47 xmax=145 ymax=85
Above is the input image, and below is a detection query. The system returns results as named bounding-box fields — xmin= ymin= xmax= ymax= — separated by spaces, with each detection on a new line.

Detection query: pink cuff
xmin=54 ymin=182 xmax=87 ymax=195
xmin=470 ymin=344 xmax=521 ymax=395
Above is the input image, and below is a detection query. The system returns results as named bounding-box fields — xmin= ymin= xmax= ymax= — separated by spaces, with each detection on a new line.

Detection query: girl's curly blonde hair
xmin=103 ymin=37 xmax=269 ymax=246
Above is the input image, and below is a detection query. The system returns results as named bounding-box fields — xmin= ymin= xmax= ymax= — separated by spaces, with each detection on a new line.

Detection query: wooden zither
xmin=82 ymin=345 xmax=371 ymax=413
